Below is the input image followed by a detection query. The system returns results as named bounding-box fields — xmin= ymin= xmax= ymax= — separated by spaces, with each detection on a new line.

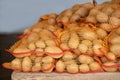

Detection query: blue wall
xmin=0 ymin=0 xmax=109 ymax=33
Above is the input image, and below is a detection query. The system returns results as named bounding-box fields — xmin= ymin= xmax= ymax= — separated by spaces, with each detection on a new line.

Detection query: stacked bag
xmin=3 ymin=0 xmax=120 ymax=73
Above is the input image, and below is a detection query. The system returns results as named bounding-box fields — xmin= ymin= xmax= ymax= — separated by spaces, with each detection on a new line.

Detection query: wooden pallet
xmin=12 ymin=71 xmax=120 ymax=80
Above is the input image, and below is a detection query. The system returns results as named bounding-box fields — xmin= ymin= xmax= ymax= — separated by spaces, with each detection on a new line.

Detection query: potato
xmin=96 ymin=12 xmax=108 ymax=23
xmin=45 ymin=46 xmax=63 ymax=58
xmin=101 ymin=6 xmax=114 ymax=16
xmin=60 ymin=43 xmax=69 ymax=50
xmin=48 ymin=18 xmax=56 ymax=25
xmin=86 ymin=16 xmax=97 ymax=24
xmin=31 ymin=62 xmax=41 ymax=72
xmin=79 ymin=64 xmax=90 ymax=73
xmin=79 ymin=30 xmax=97 ymax=41
xmin=47 ymin=25 xmax=57 ymax=32
xmin=70 ymin=14 xmax=80 ymax=22
xmin=93 ymin=44 xmax=103 ymax=56
xmin=78 ymin=55 xmax=94 ymax=64
xmin=66 ymin=63 xmax=79 ymax=73
xmin=22 ymin=57 xmax=32 ymax=72
xmin=96 ymin=28 xmax=108 ymax=39
xmin=34 ymin=57 xmax=42 ymax=63
xmin=68 ymin=32 xmax=79 ymax=49
xmin=27 ymin=33 xmax=39 ymax=43
xmin=63 ymin=9 xmax=73 ymax=17
xmin=89 ymin=62 xmax=101 ymax=71
xmin=72 ymin=4 xmax=80 ymax=11
xmin=42 ymin=63 xmax=54 ymax=73
xmin=75 ymin=7 xmax=88 ymax=17
xmin=45 ymin=46 xmax=62 ymax=53
xmin=35 ymin=40 xmax=46 ymax=48
xmin=110 ymin=44 xmax=120 ymax=57
xmin=99 ymin=23 xmax=112 ymax=32
xmin=42 ymin=56 xmax=54 ymax=63
xmin=110 ymin=36 xmax=120 ymax=44
xmin=11 ymin=58 xmax=22 ymax=71
xmin=28 ymin=42 xmax=36 ymax=50
xmin=61 ymin=32 xmax=70 ymax=42
xmin=39 ymin=29 xmax=55 ymax=40
xmin=93 ymin=39 xmax=103 ymax=45
xmin=116 ymin=27 xmax=120 ymax=35
xmin=55 ymin=60 xmax=65 ymax=72
xmin=13 ymin=47 xmax=31 ymax=57
xmin=89 ymin=9 xmax=100 ymax=16
xmin=109 ymin=17 xmax=120 ymax=25
xmin=78 ymin=44 xmax=88 ymax=53
xmin=62 ymin=51 xmax=74 ymax=61
xmin=103 ymin=62 xmax=118 ymax=72
xmin=45 ymin=39 xmax=56 ymax=46
xmin=61 ymin=16 xmax=69 ymax=23
xmin=81 ymin=40 xmax=92 ymax=47
xmin=111 ymin=9 xmax=120 ymax=18
xmin=106 ymin=52 xmax=116 ymax=61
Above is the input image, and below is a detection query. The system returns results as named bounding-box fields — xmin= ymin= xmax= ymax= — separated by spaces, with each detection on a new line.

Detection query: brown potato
xmin=89 ymin=9 xmax=100 ymax=16
xmin=13 ymin=47 xmax=31 ymax=58
xmin=101 ymin=6 xmax=114 ymax=16
xmin=34 ymin=57 xmax=42 ymax=63
xmin=78 ymin=44 xmax=88 ymax=53
xmin=96 ymin=12 xmax=108 ymax=23
xmin=55 ymin=60 xmax=65 ymax=72
xmin=96 ymin=28 xmax=108 ymax=39
xmin=66 ymin=63 xmax=79 ymax=73
xmin=28 ymin=42 xmax=36 ymax=50
xmin=103 ymin=62 xmax=118 ymax=72
xmin=75 ymin=7 xmax=88 ymax=17
xmin=31 ymin=62 xmax=41 ymax=72
xmin=93 ymin=44 xmax=103 ymax=56
xmin=109 ymin=17 xmax=120 ymax=25
xmin=100 ymin=23 xmax=112 ymax=32
xmin=86 ymin=16 xmax=97 ymax=24
xmin=62 ymin=51 xmax=74 ymax=61
xmin=106 ymin=52 xmax=116 ymax=61
xmin=70 ymin=14 xmax=80 ymax=22
xmin=110 ymin=36 xmax=120 ymax=44
xmin=42 ymin=56 xmax=54 ymax=63
xmin=81 ymin=40 xmax=92 ymax=47
xmin=42 ymin=63 xmax=54 ymax=73
xmin=22 ymin=57 xmax=32 ymax=72
xmin=45 ymin=39 xmax=56 ymax=46
xmin=116 ymin=27 xmax=120 ymax=35
xmin=27 ymin=33 xmax=39 ymax=43
xmin=11 ymin=58 xmax=22 ymax=71
xmin=60 ymin=43 xmax=69 ymax=50
xmin=35 ymin=40 xmax=46 ymax=48
xmin=79 ymin=64 xmax=90 ymax=73
xmin=89 ymin=62 xmax=101 ymax=71
xmin=68 ymin=32 xmax=79 ymax=49
xmin=64 ymin=60 xmax=76 ymax=66
xmin=78 ymin=55 xmax=94 ymax=64
xmin=110 ymin=44 xmax=120 ymax=57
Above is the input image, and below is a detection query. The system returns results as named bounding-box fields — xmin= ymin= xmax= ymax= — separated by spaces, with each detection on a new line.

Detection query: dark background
xmin=0 ymin=33 xmax=21 ymax=80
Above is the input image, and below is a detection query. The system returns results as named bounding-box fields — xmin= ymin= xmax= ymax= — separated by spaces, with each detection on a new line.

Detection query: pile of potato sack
xmin=3 ymin=0 xmax=120 ymax=73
